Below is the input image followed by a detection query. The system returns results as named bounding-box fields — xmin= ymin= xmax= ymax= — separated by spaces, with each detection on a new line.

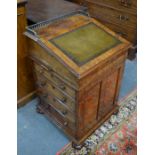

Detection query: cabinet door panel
xmin=98 ymin=69 xmax=119 ymax=117
xmin=79 ymin=83 xmax=100 ymax=129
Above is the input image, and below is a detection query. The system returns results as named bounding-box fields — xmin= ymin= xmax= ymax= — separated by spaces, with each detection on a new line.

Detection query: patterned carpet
xmin=57 ymin=90 xmax=137 ymax=155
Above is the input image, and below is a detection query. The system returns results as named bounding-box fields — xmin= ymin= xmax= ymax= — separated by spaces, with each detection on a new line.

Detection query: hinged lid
xmin=26 ymin=13 xmax=131 ymax=78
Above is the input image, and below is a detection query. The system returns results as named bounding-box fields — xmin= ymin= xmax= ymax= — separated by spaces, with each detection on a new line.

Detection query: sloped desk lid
xmin=50 ymin=23 xmax=121 ymax=66
xmin=26 ymin=13 xmax=131 ymax=78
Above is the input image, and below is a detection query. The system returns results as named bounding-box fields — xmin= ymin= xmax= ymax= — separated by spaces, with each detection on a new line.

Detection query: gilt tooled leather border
xmin=50 ymin=23 xmax=121 ymax=66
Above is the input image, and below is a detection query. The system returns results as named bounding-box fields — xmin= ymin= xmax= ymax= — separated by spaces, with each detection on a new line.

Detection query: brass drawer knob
xmin=64 ymin=122 xmax=68 ymax=126
xmin=117 ymin=15 xmax=129 ymax=21
xmin=39 ymin=69 xmax=44 ymax=74
xmin=52 ymin=85 xmax=55 ymax=89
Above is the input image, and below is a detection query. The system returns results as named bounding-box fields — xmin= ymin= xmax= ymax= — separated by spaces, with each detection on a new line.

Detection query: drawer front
xmin=33 ymin=62 xmax=76 ymax=99
xmin=36 ymin=75 xmax=76 ymax=112
xmin=29 ymin=41 xmax=78 ymax=88
xmin=85 ymin=0 xmax=137 ymax=14
xmin=103 ymin=22 xmax=137 ymax=43
xmin=40 ymin=93 xmax=75 ymax=123
xmin=41 ymin=100 xmax=76 ymax=131
xmin=87 ymin=1 xmax=136 ymax=29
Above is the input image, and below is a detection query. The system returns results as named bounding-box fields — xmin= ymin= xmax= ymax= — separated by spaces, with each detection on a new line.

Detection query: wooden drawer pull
xmin=39 ymin=68 xmax=44 ymax=74
xmin=63 ymin=122 xmax=68 ymax=126
xmin=52 ymin=85 xmax=55 ymax=89
xmin=117 ymin=15 xmax=129 ymax=21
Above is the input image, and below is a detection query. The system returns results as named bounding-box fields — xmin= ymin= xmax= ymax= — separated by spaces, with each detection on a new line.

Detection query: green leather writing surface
xmin=50 ymin=23 xmax=121 ymax=66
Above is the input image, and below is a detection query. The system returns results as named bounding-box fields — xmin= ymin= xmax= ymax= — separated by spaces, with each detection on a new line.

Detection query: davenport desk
xmin=25 ymin=13 xmax=131 ymax=147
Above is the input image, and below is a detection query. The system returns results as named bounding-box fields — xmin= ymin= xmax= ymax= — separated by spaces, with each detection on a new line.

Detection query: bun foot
xmin=72 ymin=142 xmax=83 ymax=150
xmin=127 ymin=46 xmax=137 ymax=60
xmin=113 ymin=109 xmax=119 ymax=115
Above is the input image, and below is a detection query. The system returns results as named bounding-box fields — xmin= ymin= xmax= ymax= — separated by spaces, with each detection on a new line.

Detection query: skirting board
xmin=17 ymin=90 xmax=37 ymax=108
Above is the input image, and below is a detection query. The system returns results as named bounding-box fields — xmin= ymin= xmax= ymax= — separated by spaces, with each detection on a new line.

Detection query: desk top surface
xmin=26 ymin=14 xmax=130 ymax=78
xmin=50 ymin=23 xmax=121 ymax=66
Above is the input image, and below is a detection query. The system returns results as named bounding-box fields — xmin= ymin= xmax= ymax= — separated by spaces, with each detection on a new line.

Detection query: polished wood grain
xmin=87 ymin=3 xmax=136 ymax=29
xmin=26 ymin=14 xmax=130 ymax=146
xmin=78 ymin=83 xmax=100 ymax=130
xmin=28 ymin=41 xmax=78 ymax=89
xmin=17 ymin=1 xmax=35 ymax=106
xmin=29 ymin=14 xmax=130 ymax=78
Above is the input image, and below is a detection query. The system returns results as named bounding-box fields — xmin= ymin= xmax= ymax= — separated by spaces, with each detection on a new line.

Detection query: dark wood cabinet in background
xmin=25 ymin=13 xmax=131 ymax=146
xmin=17 ymin=0 xmax=35 ymax=106
xmin=26 ymin=0 xmax=87 ymax=24
xmin=85 ymin=0 xmax=137 ymax=44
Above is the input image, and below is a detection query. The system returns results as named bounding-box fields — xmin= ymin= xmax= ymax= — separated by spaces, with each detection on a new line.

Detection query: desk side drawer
xmin=40 ymin=100 xmax=76 ymax=133
xmin=40 ymin=94 xmax=75 ymax=123
xmin=33 ymin=61 xmax=76 ymax=99
xmin=36 ymin=74 xmax=76 ymax=112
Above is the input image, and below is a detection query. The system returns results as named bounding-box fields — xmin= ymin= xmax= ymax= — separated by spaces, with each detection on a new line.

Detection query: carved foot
xmin=72 ymin=142 xmax=83 ymax=150
xmin=113 ymin=109 xmax=119 ymax=115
